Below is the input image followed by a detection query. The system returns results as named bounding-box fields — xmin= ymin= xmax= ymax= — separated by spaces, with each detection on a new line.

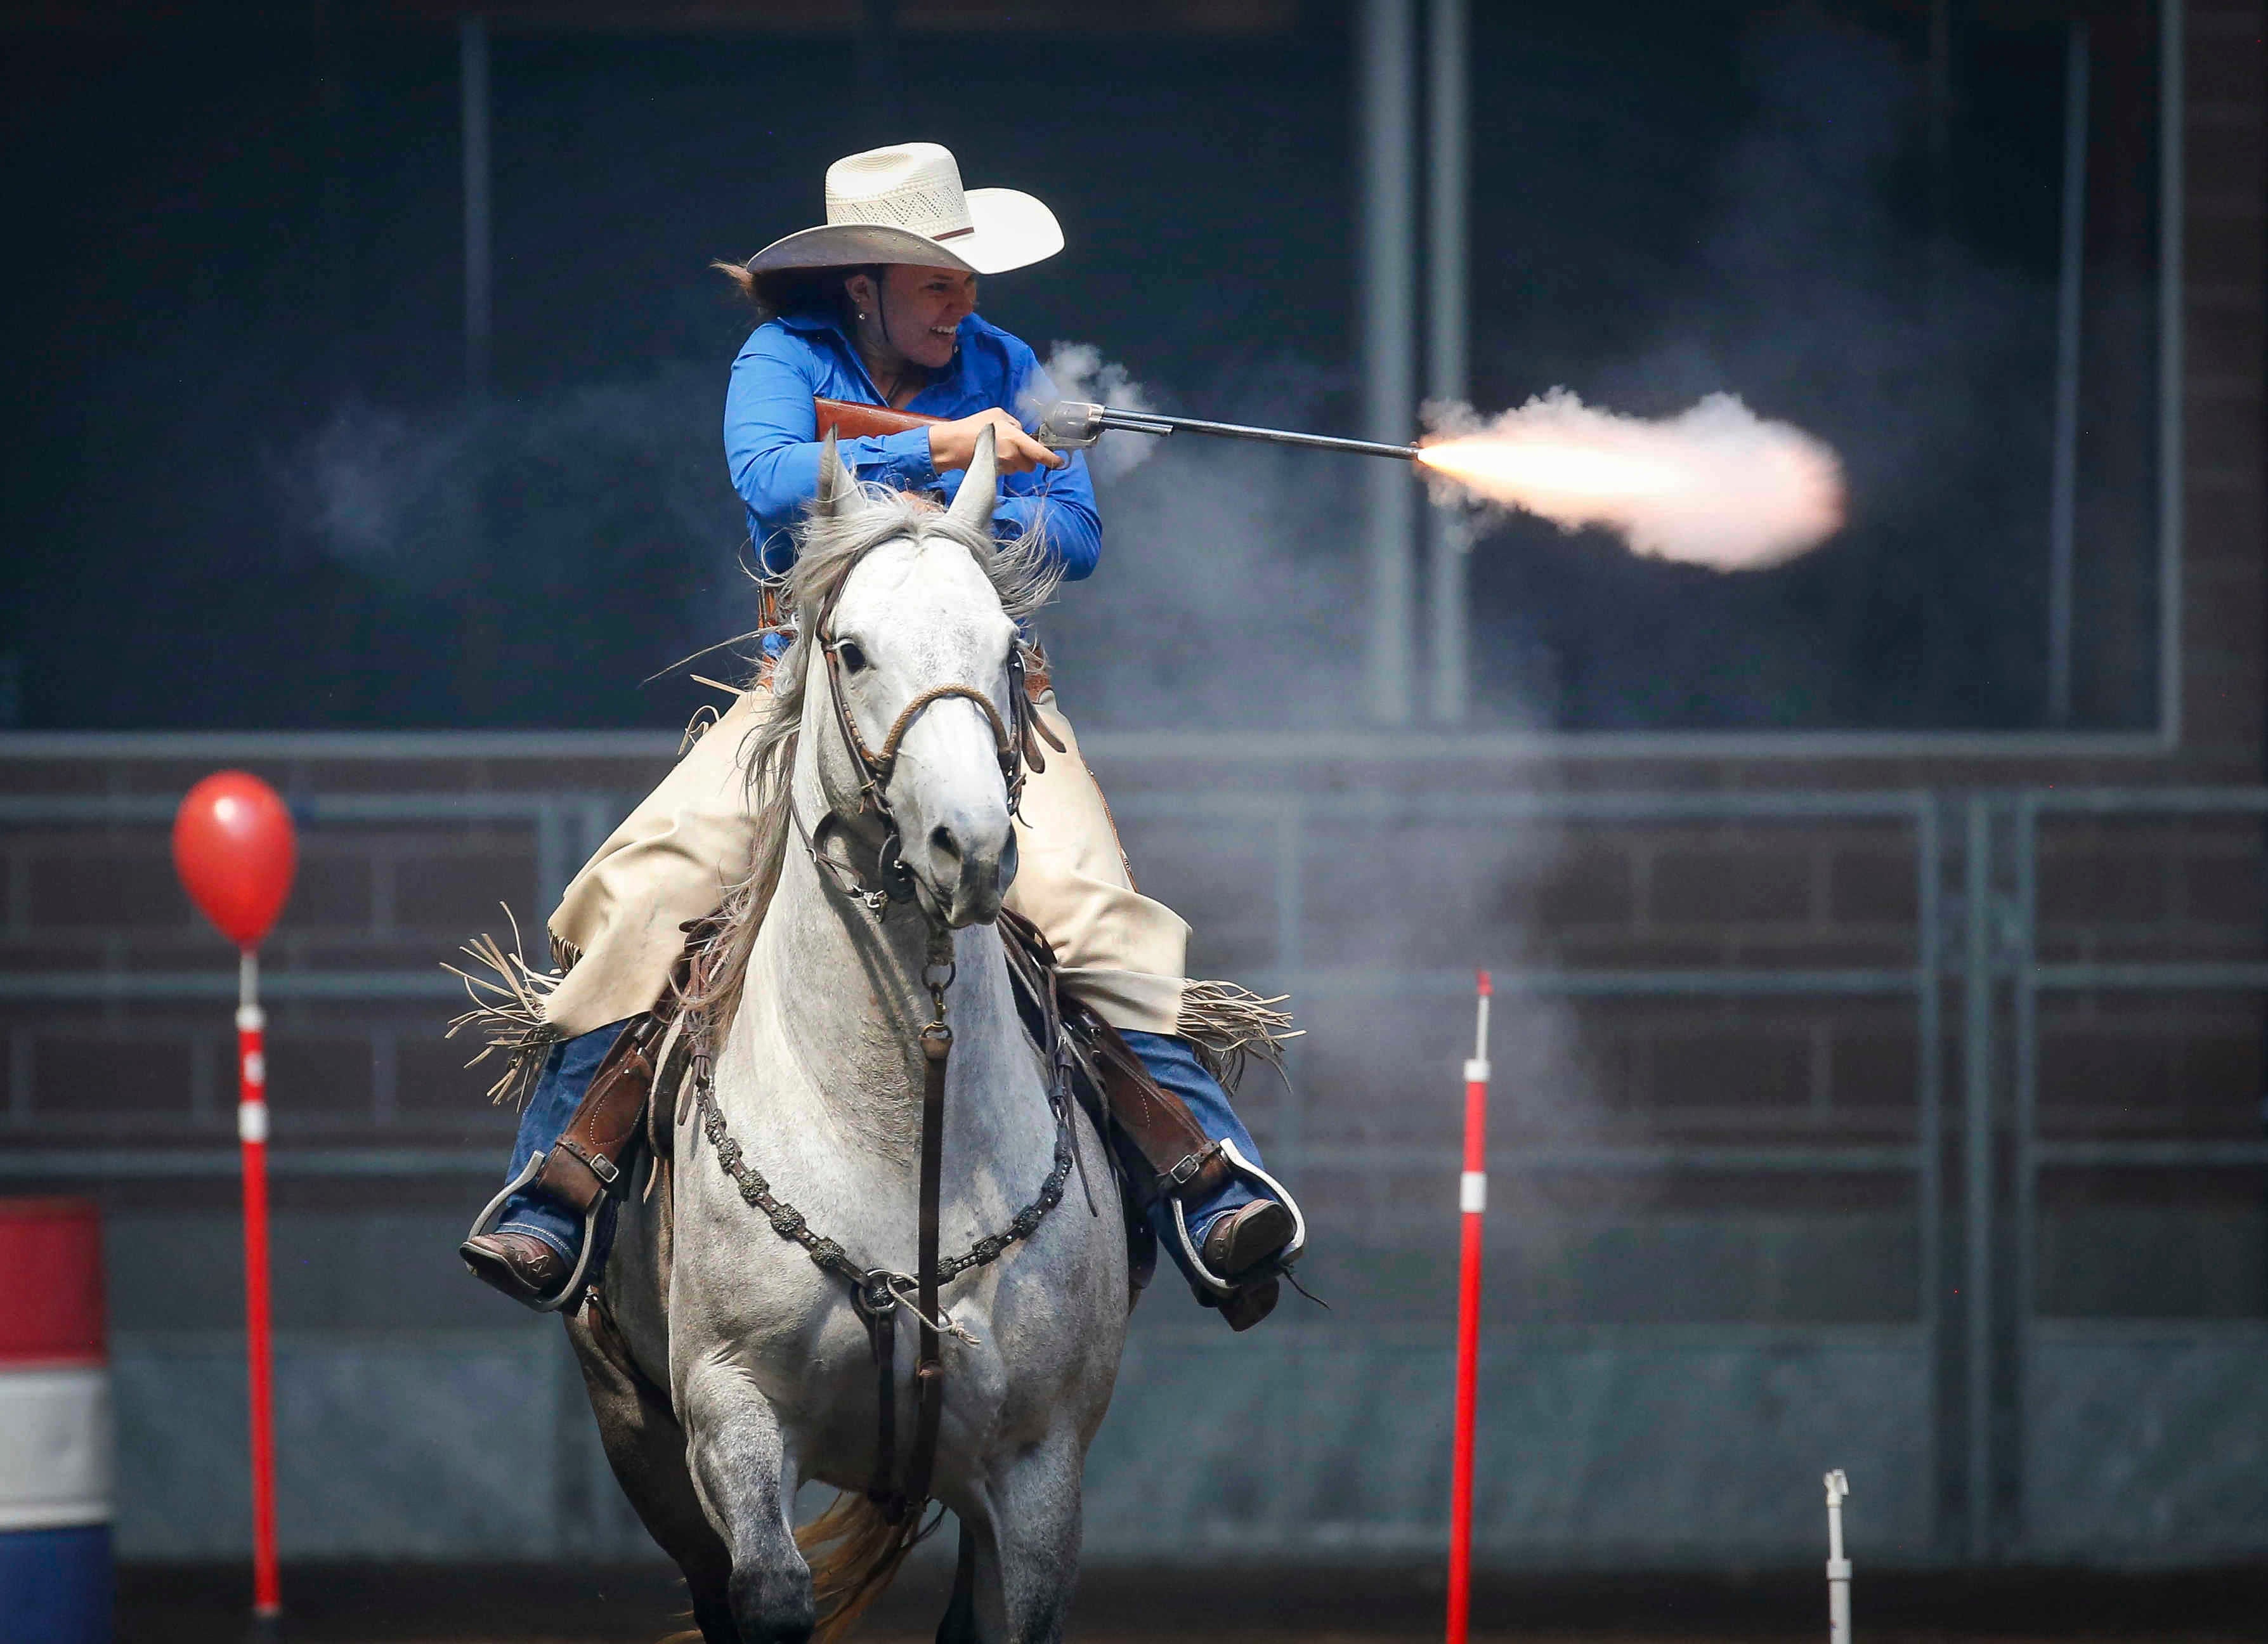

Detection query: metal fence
xmin=1983 ymin=789 xmax=2268 ymax=1561
xmin=1 ymin=785 xmax=2260 ymax=1565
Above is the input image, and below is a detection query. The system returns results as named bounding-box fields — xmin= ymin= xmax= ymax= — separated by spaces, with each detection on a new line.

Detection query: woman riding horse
xmin=461 ymin=143 xmax=1299 ymax=1329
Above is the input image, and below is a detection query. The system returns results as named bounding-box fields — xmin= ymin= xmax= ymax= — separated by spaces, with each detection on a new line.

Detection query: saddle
xmin=521 ymin=910 xmax=1294 ymax=1321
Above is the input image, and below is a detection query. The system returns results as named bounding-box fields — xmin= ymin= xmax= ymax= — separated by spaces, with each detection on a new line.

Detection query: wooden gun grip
xmin=814 ymin=396 xmax=946 ymax=442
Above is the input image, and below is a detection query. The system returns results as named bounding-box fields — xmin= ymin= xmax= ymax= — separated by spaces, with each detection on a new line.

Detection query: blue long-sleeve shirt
xmin=723 ymin=307 xmax=1102 ymax=580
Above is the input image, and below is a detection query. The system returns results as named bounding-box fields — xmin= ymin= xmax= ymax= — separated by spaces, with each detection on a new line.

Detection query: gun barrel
xmin=1041 ymin=400 xmax=1418 ymax=462
xmin=1121 ymin=408 xmax=1421 ymax=461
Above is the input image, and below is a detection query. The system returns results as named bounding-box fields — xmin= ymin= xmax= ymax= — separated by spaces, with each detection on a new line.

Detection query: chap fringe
xmin=443 ymin=908 xmax=565 ymax=1107
xmin=1176 ymin=979 xmax=1300 ymax=1092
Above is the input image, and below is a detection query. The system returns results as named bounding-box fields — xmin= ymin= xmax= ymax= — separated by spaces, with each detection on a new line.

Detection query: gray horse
xmin=568 ymin=431 xmax=1129 ymax=1644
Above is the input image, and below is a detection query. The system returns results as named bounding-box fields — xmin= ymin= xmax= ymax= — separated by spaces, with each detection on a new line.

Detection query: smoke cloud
xmin=1022 ymin=342 xmax=1161 ymax=483
xmin=1419 ymin=389 xmax=1846 ymax=571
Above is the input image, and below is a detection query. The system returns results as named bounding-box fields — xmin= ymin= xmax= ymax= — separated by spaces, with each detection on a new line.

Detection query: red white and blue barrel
xmin=0 ymin=1199 xmax=113 ymax=1644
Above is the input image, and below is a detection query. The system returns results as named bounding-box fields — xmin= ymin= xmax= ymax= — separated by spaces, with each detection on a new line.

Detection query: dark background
xmin=1 ymin=0 xmax=2166 ymax=731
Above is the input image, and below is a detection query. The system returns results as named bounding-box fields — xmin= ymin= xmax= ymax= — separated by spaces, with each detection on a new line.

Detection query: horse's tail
xmin=797 ymin=1489 xmax=939 ymax=1644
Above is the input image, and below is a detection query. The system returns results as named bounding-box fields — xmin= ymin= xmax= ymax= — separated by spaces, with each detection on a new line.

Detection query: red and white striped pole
xmin=237 ymin=948 xmax=280 ymax=1624
xmin=173 ymin=773 xmax=295 ymax=1630
xmin=1447 ymin=969 xmax=1492 ymax=1644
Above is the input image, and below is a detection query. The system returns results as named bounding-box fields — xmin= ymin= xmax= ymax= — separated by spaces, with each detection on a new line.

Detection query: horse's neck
xmin=733 ymin=762 xmax=1013 ymax=1163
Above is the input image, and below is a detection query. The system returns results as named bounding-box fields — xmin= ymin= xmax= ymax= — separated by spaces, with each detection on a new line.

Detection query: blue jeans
xmin=491 ymin=1022 xmax=1268 ymax=1290
xmin=1118 ymin=1029 xmax=1262 ymax=1285
xmin=491 ymin=1020 xmax=639 ymax=1269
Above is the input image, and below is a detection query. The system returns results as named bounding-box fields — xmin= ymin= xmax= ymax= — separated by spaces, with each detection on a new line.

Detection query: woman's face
xmin=854 ymin=265 xmax=979 ymax=370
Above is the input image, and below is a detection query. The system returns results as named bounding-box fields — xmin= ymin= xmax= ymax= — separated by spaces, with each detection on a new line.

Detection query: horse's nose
xmin=925 ymin=811 xmax=1012 ymax=927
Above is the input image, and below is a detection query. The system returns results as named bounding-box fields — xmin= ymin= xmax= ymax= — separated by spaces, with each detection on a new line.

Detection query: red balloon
xmin=173 ymin=771 xmax=298 ymax=949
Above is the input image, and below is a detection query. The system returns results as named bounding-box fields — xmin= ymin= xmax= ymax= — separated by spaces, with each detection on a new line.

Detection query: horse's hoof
xmin=460 ymin=1230 xmax=571 ymax=1309
xmin=1201 ymin=1199 xmax=1296 ymax=1282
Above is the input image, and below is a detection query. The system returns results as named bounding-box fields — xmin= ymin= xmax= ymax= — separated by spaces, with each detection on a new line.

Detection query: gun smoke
xmin=1419 ymin=389 xmax=1846 ymax=571
xmin=1022 ymin=343 xmax=1161 ymax=484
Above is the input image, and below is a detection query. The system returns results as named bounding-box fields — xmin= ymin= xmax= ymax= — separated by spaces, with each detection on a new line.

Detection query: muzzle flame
xmin=1418 ymin=390 xmax=1846 ymax=570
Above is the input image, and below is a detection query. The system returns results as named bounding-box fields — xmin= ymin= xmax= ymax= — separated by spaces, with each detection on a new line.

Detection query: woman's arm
xmin=724 ymin=328 xmax=936 ymax=571
xmin=724 ymin=322 xmax=1104 ymax=581
xmin=991 ymin=451 xmax=1100 ymax=582
xmin=982 ymin=341 xmax=1101 ymax=580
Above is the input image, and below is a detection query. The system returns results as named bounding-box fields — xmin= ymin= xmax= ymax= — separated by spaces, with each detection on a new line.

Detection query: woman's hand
xmin=929 ymin=408 xmax=1066 ymax=476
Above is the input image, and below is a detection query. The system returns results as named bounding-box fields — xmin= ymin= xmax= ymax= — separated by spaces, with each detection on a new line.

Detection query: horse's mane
xmin=675 ymin=481 xmax=1063 ymax=1036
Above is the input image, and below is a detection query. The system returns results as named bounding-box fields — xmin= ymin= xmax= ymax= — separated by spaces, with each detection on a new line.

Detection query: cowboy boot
xmin=459 ymin=1016 xmax=649 ymax=1312
xmin=1196 ymin=1199 xmax=1296 ymax=1332
xmin=460 ymin=1229 xmax=571 ymax=1307
xmin=1215 ymin=1280 xmax=1281 ymax=1332
xmin=1202 ymin=1199 xmax=1296 ymax=1279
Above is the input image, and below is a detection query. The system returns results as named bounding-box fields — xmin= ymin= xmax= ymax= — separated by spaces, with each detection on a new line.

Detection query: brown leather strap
xmin=867 ymin=1292 xmax=898 ymax=1511
xmin=1085 ymin=1015 xmax=1237 ymax=1211
xmin=872 ymin=684 xmax=1013 ymax=785
xmin=535 ymin=1016 xmax=663 ymax=1215
xmin=578 ymin=1287 xmax=675 ymax=1416
xmin=991 ymin=908 xmax=1229 ymax=1209
xmin=1007 ymin=648 xmax=1063 ymax=792
xmin=906 ymin=1015 xmax=952 ymax=1509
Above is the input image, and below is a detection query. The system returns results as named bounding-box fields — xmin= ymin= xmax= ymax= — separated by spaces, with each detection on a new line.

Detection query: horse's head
xmin=796 ymin=428 xmax=1046 ymax=930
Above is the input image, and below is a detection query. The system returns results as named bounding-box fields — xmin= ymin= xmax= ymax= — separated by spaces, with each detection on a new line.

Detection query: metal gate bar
xmin=1991 ymin=788 xmax=2268 ymax=1559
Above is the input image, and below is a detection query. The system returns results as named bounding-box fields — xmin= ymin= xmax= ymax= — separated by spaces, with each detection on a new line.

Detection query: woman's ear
xmin=843 ymin=271 xmax=877 ymax=321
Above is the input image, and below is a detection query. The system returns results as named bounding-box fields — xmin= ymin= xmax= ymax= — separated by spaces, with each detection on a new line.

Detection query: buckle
xmin=1165 ymin=1151 xmax=1208 ymax=1187
xmin=1165 ymin=1138 xmax=1309 ymax=1298
xmin=561 ymin=1138 xmax=620 ymax=1185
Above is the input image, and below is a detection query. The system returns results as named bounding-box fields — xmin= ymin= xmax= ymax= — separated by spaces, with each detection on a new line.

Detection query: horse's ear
xmin=946 ymin=424 xmax=998 ymax=534
xmin=814 ymin=430 xmax=854 ymax=520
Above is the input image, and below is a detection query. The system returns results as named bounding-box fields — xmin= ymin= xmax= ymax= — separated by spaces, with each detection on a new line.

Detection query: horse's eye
xmin=835 ymin=639 xmax=869 ymax=673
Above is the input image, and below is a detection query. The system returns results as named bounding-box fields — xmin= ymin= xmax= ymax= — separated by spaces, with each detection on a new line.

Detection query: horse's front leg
xmin=682 ymin=1363 xmax=814 ymax=1644
xmin=951 ymin=1430 xmax=1086 ymax=1644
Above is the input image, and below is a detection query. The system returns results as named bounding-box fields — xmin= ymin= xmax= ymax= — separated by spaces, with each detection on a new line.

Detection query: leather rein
xmin=693 ymin=609 xmax=1075 ymax=1526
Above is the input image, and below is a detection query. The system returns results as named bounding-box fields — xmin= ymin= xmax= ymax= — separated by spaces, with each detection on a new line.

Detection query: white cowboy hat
xmin=746 ymin=142 xmax=1063 ymax=278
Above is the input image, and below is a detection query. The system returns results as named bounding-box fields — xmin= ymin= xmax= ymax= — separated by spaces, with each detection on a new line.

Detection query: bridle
xmin=696 ymin=592 xmax=1077 ymax=1528
xmin=796 ymin=609 xmax=1060 ymax=917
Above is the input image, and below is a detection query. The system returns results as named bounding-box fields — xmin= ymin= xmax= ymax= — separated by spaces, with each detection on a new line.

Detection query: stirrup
xmin=1167 ymin=1138 xmax=1308 ymax=1299
xmin=460 ymin=1151 xmax=602 ymax=1314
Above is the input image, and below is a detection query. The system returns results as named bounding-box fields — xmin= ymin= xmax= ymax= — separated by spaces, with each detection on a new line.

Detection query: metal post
xmin=1825 ymin=1470 xmax=1853 ymax=1644
xmin=460 ymin=15 xmax=492 ymax=397
xmin=1914 ymin=797 xmax=1945 ymax=1552
xmin=1424 ymin=0 xmax=1471 ymax=723
xmin=535 ymin=800 xmax=570 ymax=914
xmin=855 ymin=0 xmax=900 ymax=150
xmin=1358 ymin=0 xmax=1417 ymax=724
xmin=2155 ymin=0 xmax=2185 ymax=746
xmin=1962 ymin=799 xmax=1996 ymax=1560
xmin=2009 ymin=796 xmax=2040 ymax=1558
xmin=2047 ymin=22 xmax=2090 ymax=725
xmin=312 ymin=0 xmax=349 ymax=393
xmin=1924 ymin=0 xmax=1952 ymax=316
xmin=1272 ymin=797 xmax=1307 ymax=1171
